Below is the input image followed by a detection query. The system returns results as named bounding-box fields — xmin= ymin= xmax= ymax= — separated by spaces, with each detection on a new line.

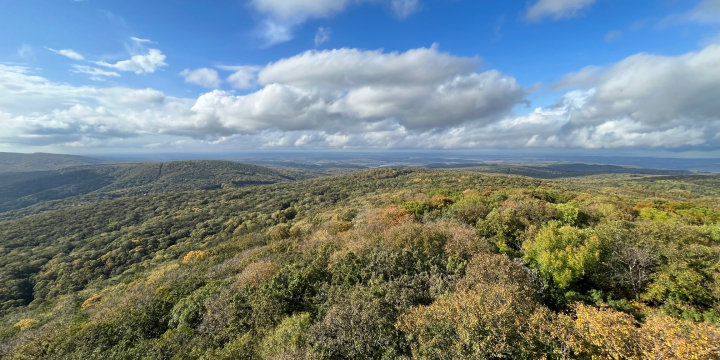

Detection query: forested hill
xmin=0 ymin=152 xmax=106 ymax=173
xmin=0 ymin=160 xmax=315 ymax=214
xmin=433 ymin=163 xmax=691 ymax=179
xmin=0 ymin=168 xmax=719 ymax=359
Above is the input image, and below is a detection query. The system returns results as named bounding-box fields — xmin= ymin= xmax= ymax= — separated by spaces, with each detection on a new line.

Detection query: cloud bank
xmin=1 ymin=44 xmax=719 ymax=151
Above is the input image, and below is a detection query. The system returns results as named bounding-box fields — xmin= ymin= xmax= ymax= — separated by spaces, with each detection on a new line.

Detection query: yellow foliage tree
xmin=80 ymin=293 xmax=102 ymax=311
xmin=13 ymin=318 xmax=38 ymax=332
xmin=365 ymin=205 xmax=413 ymax=229
xmin=397 ymin=253 xmax=554 ymax=359
xmin=235 ymin=261 xmax=280 ymax=288
xmin=562 ymin=304 xmax=720 ymax=359
xmin=182 ymin=250 xmax=207 ymax=263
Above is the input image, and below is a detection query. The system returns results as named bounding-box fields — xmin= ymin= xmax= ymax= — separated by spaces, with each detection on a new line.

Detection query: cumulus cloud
xmin=180 ymin=68 xmax=222 ymax=88
xmin=0 ymin=64 xmax=216 ymax=147
xmin=218 ymin=65 xmax=261 ymax=89
xmin=526 ymin=0 xmax=595 ymax=21
xmin=258 ymin=45 xmax=477 ymax=88
xmin=3 ymin=44 xmax=720 ymax=151
xmin=0 ymin=46 xmax=525 ymax=148
xmin=199 ymin=45 xmax=522 ymax=132
xmin=46 ymin=48 xmax=85 ymax=60
xmin=509 ymin=44 xmax=720 ymax=150
xmin=513 ymin=91 xmax=708 ymax=150
xmin=95 ymin=39 xmax=167 ymax=75
xmin=190 ymin=65 xmax=523 ymax=134
xmin=555 ymin=44 xmax=720 ymax=127
xmin=96 ymin=48 xmax=167 ymax=74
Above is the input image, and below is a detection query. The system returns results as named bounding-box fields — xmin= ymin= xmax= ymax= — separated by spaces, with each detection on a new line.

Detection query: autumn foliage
xmin=1 ymin=169 xmax=719 ymax=359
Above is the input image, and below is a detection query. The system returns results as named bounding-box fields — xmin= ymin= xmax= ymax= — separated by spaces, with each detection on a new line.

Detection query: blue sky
xmin=1 ymin=0 xmax=720 ymax=155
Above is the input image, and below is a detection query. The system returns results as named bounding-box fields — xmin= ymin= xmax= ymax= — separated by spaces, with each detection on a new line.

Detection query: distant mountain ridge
xmin=0 ymin=152 xmax=106 ymax=173
xmin=426 ymin=163 xmax=692 ymax=179
xmin=0 ymin=160 xmax=314 ymax=214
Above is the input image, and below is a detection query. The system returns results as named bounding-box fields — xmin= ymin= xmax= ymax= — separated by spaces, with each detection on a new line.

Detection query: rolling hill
xmin=0 ymin=160 xmax=315 ymax=214
xmin=428 ymin=162 xmax=692 ymax=178
xmin=0 ymin=152 xmax=107 ymax=173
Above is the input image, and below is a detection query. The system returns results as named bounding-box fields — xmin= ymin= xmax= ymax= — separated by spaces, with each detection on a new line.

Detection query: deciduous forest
xmin=0 ymin=166 xmax=718 ymax=359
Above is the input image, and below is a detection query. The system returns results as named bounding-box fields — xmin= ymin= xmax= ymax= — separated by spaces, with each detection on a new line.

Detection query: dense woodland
xmin=0 ymin=165 xmax=719 ymax=359
xmin=0 ymin=153 xmax=106 ymax=174
xmin=434 ymin=163 xmax=690 ymax=179
xmin=0 ymin=161 xmax=316 ymax=215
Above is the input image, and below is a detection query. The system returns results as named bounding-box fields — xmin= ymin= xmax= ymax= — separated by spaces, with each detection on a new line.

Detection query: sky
xmin=1 ymin=0 xmax=720 ymax=156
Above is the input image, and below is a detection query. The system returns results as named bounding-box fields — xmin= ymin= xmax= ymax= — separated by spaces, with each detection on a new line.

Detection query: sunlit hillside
xmin=1 ymin=168 xmax=718 ymax=359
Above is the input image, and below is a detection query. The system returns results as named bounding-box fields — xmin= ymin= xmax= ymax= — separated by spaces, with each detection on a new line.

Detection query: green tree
xmin=523 ymin=221 xmax=603 ymax=290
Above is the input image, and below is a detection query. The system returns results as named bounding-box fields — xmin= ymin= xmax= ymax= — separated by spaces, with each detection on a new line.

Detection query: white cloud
xmin=258 ymin=45 xmax=477 ymax=88
xmin=96 ymin=49 xmax=167 ymax=74
xmin=219 ymin=66 xmax=261 ymax=89
xmin=191 ymin=66 xmax=523 ymax=134
xmin=391 ymin=0 xmax=420 ymax=19
xmin=0 ymin=65 xmax=167 ymax=114
xmin=0 ymin=64 xmax=188 ymax=146
xmin=658 ymin=0 xmax=720 ymax=27
xmin=251 ymin=0 xmax=351 ymax=21
xmin=71 ymin=65 xmax=120 ymax=81
xmin=550 ymin=65 xmax=603 ymax=90
xmin=526 ymin=0 xmax=595 ymax=21
xmin=257 ymin=20 xmax=295 ymax=46
xmin=511 ymin=44 xmax=720 ymax=149
xmin=130 ymin=37 xmax=152 ymax=43
xmin=3 ymin=44 xmax=720 ymax=152
xmin=46 ymin=48 xmax=85 ymax=60
xmin=0 ymin=46 xmax=523 ymax=148
xmin=556 ymin=44 xmax=720 ymax=127
xmin=251 ymin=0 xmax=422 ymax=45
xmin=315 ymin=27 xmax=331 ymax=47
xmin=685 ymin=0 xmax=720 ymax=23
xmin=180 ymin=68 xmax=222 ymax=88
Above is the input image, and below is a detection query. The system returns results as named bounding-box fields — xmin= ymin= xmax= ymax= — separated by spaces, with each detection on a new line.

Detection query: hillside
xmin=0 ymin=169 xmax=718 ymax=359
xmin=0 ymin=153 xmax=106 ymax=173
xmin=0 ymin=161 xmax=316 ymax=214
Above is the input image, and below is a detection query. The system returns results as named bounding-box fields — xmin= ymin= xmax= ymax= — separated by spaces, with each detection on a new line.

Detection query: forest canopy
xmin=0 ymin=168 xmax=718 ymax=359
